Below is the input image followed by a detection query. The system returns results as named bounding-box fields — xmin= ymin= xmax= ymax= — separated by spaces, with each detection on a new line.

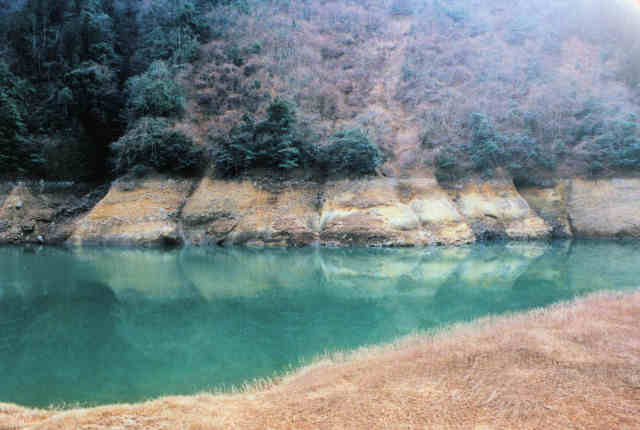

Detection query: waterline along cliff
xmin=1 ymin=175 xmax=640 ymax=247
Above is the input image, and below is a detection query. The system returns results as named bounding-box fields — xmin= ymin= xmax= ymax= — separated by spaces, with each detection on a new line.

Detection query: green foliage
xmin=466 ymin=113 xmax=505 ymax=173
xmin=2 ymin=0 xmax=639 ymax=183
xmin=2 ymin=0 xmax=133 ymax=178
xmin=0 ymin=61 xmax=38 ymax=176
xmin=585 ymin=113 xmax=640 ymax=172
xmin=8 ymin=0 xmax=122 ymax=78
xmin=248 ymin=42 xmax=262 ymax=55
xmin=125 ymin=61 xmax=185 ymax=124
xmin=504 ymin=134 xmax=555 ymax=181
xmin=134 ymin=0 xmax=214 ymax=69
xmin=0 ymin=0 xmax=252 ymax=180
xmin=225 ymin=45 xmax=246 ymax=67
xmin=0 ymin=89 xmax=27 ymax=174
xmin=320 ymin=128 xmax=382 ymax=175
xmin=110 ymin=117 xmax=204 ymax=176
xmin=214 ymin=99 xmax=318 ymax=176
xmin=435 ymin=113 xmax=556 ymax=181
xmin=467 ymin=114 xmax=557 ymax=179
xmin=66 ymin=62 xmax=122 ymax=127
xmin=434 ymin=146 xmax=461 ymax=182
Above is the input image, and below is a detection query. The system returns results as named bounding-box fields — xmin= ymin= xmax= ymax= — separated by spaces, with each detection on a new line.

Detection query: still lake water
xmin=0 ymin=240 xmax=638 ymax=407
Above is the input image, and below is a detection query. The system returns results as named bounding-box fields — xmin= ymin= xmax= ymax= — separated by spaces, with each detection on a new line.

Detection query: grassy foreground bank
xmin=2 ymin=290 xmax=639 ymax=430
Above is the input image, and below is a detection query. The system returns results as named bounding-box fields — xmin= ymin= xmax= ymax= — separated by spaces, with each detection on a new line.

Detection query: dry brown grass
xmin=2 ymin=290 xmax=639 ymax=430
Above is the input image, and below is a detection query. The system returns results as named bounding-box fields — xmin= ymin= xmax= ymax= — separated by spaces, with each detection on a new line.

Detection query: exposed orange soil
xmin=2 ymin=290 xmax=639 ymax=430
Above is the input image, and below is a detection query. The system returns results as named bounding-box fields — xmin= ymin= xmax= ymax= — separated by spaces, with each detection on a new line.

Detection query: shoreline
xmin=0 ymin=236 xmax=639 ymax=253
xmin=2 ymin=175 xmax=640 ymax=248
xmin=2 ymin=289 xmax=639 ymax=429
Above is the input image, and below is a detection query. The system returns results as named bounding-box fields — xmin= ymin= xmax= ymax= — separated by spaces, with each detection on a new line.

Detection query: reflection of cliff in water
xmin=0 ymin=279 xmax=128 ymax=406
xmin=0 ymin=241 xmax=638 ymax=407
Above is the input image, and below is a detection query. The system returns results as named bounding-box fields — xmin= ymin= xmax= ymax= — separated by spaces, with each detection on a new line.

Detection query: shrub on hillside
xmin=320 ymin=128 xmax=381 ymax=175
xmin=214 ymin=98 xmax=318 ymax=176
xmin=110 ymin=117 xmax=203 ymax=176
xmin=504 ymin=134 xmax=556 ymax=182
xmin=586 ymin=114 xmax=640 ymax=172
xmin=434 ymin=113 xmax=557 ymax=181
xmin=124 ymin=61 xmax=185 ymax=124
xmin=466 ymin=113 xmax=506 ymax=173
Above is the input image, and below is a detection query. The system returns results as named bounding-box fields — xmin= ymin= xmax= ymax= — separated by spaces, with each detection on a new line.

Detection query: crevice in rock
xmin=565 ymin=179 xmax=576 ymax=237
xmin=176 ymin=179 xmax=200 ymax=221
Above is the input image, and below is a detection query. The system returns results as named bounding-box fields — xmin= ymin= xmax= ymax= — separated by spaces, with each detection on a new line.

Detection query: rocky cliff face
xmin=519 ymin=178 xmax=640 ymax=239
xmin=69 ymin=177 xmax=194 ymax=246
xmin=518 ymin=182 xmax=572 ymax=238
xmin=181 ymin=177 xmax=320 ymax=247
xmin=446 ymin=179 xmax=551 ymax=241
xmin=66 ymin=175 xmax=545 ymax=247
xmin=319 ymin=178 xmax=474 ymax=246
xmin=0 ymin=182 xmax=104 ymax=245
xmin=1 ymin=176 xmax=639 ymax=247
xmin=568 ymin=178 xmax=640 ymax=237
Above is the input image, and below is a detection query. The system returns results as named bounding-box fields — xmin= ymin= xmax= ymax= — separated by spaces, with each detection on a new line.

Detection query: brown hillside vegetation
xmin=2 ymin=290 xmax=639 ymax=429
xmin=181 ymin=0 xmax=640 ymax=179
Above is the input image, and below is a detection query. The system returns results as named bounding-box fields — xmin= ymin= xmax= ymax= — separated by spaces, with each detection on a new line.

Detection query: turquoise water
xmin=0 ymin=240 xmax=638 ymax=408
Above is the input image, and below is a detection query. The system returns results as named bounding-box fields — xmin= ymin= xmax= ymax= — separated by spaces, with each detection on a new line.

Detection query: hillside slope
xmin=179 ymin=0 xmax=640 ymax=179
xmin=2 ymin=0 xmax=640 ymax=246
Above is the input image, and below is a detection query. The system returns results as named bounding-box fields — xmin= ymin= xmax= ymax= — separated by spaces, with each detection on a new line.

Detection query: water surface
xmin=0 ymin=240 xmax=638 ymax=407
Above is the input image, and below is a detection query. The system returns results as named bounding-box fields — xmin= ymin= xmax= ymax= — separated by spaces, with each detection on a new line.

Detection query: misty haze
xmin=1 ymin=1 xmax=639 ymax=429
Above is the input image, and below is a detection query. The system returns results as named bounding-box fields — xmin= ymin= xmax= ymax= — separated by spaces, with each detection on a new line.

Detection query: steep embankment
xmin=69 ymin=177 xmax=195 ymax=246
xmin=520 ymin=177 xmax=640 ymax=239
xmin=2 ymin=175 xmax=640 ymax=247
xmin=3 ymin=290 xmax=639 ymax=429
xmin=65 ymin=175 xmax=539 ymax=247
xmin=0 ymin=182 xmax=105 ymax=245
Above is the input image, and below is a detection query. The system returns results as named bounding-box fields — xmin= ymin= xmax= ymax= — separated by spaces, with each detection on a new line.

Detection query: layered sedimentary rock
xmin=403 ymin=179 xmax=476 ymax=245
xmin=65 ymin=176 xmax=550 ymax=247
xmin=518 ymin=181 xmax=572 ymax=237
xmin=519 ymin=178 xmax=640 ymax=238
xmin=181 ymin=177 xmax=321 ymax=246
xmin=0 ymin=182 xmax=100 ymax=244
xmin=70 ymin=176 xmax=194 ymax=246
xmin=320 ymin=178 xmax=473 ymax=246
xmin=446 ymin=179 xmax=551 ymax=240
xmin=567 ymin=178 xmax=640 ymax=237
xmin=4 ymin=175 xmax=640 ymax=247
xmin=181 ymin=177 xmax=475 ymax=247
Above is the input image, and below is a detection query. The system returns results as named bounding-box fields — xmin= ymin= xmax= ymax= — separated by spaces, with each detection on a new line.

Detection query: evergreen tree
xmin=214 ymin=99 xmax=318 ymax=176
xmin=0 ymin=62 xmax=31 ymax=175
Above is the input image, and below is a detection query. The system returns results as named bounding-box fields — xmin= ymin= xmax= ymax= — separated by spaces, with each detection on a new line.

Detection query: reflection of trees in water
xmin=1 ymin=241 xmax=638 ymax=407
xmin=0 ymin=279 xmax=130 ymax=407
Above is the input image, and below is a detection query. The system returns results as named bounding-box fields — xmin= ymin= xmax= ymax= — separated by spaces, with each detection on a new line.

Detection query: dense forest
xmin=0 ymin=0 xmax=639 ymax=183
xmin=0 ymin=0 xmax=223 ymax=180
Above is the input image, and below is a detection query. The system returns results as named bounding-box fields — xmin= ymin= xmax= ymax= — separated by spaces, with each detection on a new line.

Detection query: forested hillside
xmin=1 ymin=0 xmax=639 ymax=183
xmin=0 ymin=0 xmax=218 ymax=179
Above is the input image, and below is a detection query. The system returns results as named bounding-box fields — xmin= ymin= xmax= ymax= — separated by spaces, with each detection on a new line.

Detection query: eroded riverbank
xmin=2 ymin=175 xmax=640 ymax=247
